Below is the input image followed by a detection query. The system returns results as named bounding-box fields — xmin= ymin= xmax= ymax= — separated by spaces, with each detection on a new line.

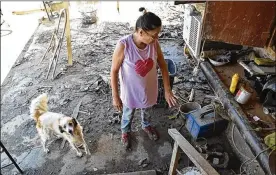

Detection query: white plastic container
xmin=235 ymin=87 xmax=252 ymax=104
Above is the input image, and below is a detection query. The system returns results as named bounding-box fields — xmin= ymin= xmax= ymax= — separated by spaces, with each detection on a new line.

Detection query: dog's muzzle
xmin=69 ymin=129 xmax=73 ymax=135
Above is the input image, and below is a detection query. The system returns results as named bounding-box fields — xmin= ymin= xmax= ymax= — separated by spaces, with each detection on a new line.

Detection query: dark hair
xmin=135 ymin=7 xmax=162 ymax=31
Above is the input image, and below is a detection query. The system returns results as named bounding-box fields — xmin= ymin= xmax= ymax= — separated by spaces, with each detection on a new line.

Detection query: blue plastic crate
xmin=185 ymin=104 xmax=228 ymax=139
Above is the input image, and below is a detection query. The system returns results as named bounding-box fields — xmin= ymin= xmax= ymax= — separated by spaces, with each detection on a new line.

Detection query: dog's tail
xmin=30 ymin=93 xmax=48 ymax=122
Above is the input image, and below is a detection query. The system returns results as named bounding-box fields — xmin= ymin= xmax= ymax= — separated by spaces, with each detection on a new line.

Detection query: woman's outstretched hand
xmin=165 ymin=90 xmax=178 ymax=108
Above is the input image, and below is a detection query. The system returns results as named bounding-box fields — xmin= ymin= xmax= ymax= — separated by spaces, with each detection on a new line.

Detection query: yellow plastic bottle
xmin=230 ymin=73 xmax=239 ymax=94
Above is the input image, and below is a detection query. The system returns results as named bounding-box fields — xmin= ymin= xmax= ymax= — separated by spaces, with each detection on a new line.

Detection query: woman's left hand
xmin=165 ymin=90 xmax=178 ymax=108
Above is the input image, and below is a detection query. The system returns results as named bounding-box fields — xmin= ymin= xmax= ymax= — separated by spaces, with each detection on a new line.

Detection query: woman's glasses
xmin=143 ymin=30 xmax=159 ymax=40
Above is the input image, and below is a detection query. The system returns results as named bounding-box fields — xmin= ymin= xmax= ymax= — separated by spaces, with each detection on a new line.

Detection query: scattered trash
xmin=138 ymin=158 xmax=147 ymax=166
xmin=142 ymin=163 xmax=149 ymax=168
xmin=188 ymin=88 xmax=195 ymax=102
xmin=109 ymin=112 xmax=121 ymax=125
xmin=177 ymin=167 xmax=202 ymax=175
xmin=235 ymin=86 xmax=252 ymax=104
xmin=208 ymin=53 xmax=231 ymax=66
xmin=168 ymin=115 xmax=177 ymax=120
xmin=194 ymin=137 xmax=208 ymax=152
xmin=81 ymin=11 xmax=97 ymax=25
xmin=213 ymin=158 xmax=219 ymax=165
xmin=264 ymin=132 xmax=276 ymax=150
xmin=253 ymin=116 xmax=260 ymax=122
xmin=93 ymin=168 xmax=98 ymax=172
xmin=229 ymin=73 xmax=239 ymax=94
xmin=207 ymin=152 xmax=229 ymax=169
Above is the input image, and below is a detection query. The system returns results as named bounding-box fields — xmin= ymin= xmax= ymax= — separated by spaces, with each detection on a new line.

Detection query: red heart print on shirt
xmin=135 ymin=58 xmax=154 ymax=77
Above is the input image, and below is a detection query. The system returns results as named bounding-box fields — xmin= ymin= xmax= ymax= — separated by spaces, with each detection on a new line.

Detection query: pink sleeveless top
xmin=119 ymin=34 xmax=158 ymax=109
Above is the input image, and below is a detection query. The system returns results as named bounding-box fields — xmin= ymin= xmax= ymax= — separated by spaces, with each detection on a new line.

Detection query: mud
xmin=1 ymin=2 xmax=239 ymax=175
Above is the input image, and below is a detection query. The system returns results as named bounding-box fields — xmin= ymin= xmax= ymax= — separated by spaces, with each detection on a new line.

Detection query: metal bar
xmin=0 ymin=141 xmax=23 ymax=174
xmin=1 ymin=163 xmax=13 ymax=169
xmin=174 ymin=1 xmax=206 ymax=5
xmin=43 ymin=1 xmax=51 ymax=21
xmin=199 ymin=61 xmax=271 ymax=175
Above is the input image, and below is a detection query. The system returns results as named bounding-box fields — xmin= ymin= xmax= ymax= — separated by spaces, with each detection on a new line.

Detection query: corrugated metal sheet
xmin=202 ymin=2 xmax=276 ymax=47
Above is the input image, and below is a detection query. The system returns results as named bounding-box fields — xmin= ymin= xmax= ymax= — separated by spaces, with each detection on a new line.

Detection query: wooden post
xmin=117 ymin=0 xmax=120 ymax=13
xmin=64 ymin=1 xmax=73 ymax=66
xmin=169 ymin=142 xmax=181 ymax=175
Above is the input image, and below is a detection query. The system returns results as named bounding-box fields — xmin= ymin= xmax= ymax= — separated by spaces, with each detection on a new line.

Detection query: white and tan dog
xmin=30 ymin=93 xmax=90 ymax=157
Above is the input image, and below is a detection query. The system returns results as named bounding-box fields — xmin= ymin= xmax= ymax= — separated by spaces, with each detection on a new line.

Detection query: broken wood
xmin=64 ymin=2 xmax=73 ymax=66
xmin=168 ymin=129 xmax=219 ymax=175
xmin=168 ymin=142 xmax=181 ymax=175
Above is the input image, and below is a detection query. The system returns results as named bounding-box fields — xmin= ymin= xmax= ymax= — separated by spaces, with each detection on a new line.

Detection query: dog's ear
xmin=72 ymin=118 xmax=78 ymax=127
xmin=59 ymin=125 xmax=65 ymax=133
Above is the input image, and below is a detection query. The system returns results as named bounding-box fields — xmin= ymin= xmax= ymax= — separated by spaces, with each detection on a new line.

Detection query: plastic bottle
xmin=230 ymin=73 xmax=239 ymax=94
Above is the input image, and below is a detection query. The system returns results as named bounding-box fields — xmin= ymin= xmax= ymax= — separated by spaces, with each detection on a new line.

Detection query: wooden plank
xmin=268 ymin=26 xmax=276 ymax=48
xmin=64 ymin=1 xmax=73 ymax=66
xmin=12 ymin=8 xmax=48 ymax=15
xmin=202 ymin=1 xmax=276 ymax=47
xmin=169 ymin=142 xmax=181 ymax=175
xmin=106 ymin=170 xmax=156 ymax=175
xmin=168 ymin=129 xmax=219 ymax=175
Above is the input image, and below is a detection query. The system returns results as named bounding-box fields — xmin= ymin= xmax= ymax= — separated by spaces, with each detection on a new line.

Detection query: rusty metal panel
xmin=202 ymin=2 xmax=276 ymax=47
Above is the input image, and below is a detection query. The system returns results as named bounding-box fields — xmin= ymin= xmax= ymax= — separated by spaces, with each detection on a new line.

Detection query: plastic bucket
xmin=235 ymin=86 xmax=252 ymax=104
xmin=157 ymin=59 xmax=177 ymax=105
xmin=179 ymin=102 xmax=201 ymax=118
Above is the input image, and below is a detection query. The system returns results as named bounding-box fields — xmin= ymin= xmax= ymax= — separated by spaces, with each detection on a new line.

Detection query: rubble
xmin=138 ymin=158 xmax=147 ymax=166
xmin=0 ymin=2 xmax=242 ymax=175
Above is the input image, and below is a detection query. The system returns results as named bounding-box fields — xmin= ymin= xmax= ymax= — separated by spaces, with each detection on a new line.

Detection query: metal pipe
xmin=0 ymin=141 xmax=24 ymax=174
xmin=199 ymin=61 xmax=271 ymax=175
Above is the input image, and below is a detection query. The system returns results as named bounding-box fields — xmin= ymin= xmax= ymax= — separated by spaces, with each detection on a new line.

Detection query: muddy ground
xmin=1 ymin=2 xmax=240 ymax=175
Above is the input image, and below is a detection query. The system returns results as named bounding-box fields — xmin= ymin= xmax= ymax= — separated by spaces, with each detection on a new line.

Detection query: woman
xmin=110 ymin=7 xmax=177 ymax=150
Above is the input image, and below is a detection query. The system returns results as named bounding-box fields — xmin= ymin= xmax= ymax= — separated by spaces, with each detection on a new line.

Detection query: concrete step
xmin=106 ymin=170 xmax=157 ymax=175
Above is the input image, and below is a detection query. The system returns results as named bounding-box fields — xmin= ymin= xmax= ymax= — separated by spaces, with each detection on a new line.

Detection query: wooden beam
xmin=168 ymin=129 xmax=219 ymax=175
xmin=12 ymin=8 xmax=48 ymax=15
xmin=169 ymin=142 xmax=181 ymax=175
xmin=107 ymin=170 xmax=156 ymax=175
xmin=64 ymin=1 xmax=73 ymax=66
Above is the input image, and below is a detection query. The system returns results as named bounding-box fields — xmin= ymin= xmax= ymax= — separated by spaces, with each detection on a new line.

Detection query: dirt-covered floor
xmin=1 ymin=2 xmax=240 ymax=175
